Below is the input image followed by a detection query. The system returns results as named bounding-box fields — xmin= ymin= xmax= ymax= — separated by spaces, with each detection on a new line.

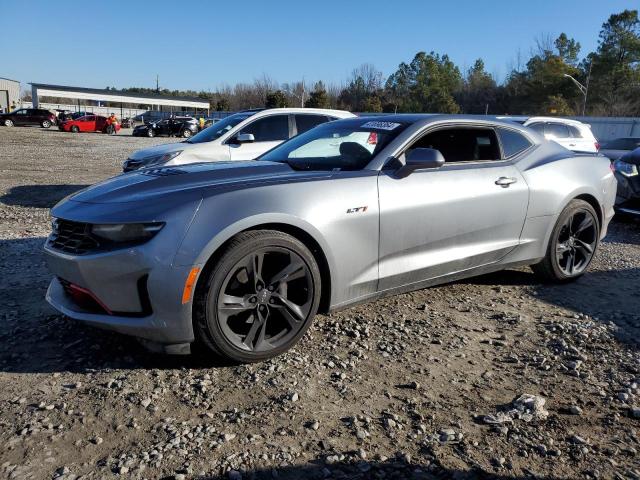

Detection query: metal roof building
xmin=30 ymin=83 xmax=210 ymax=111
xmin=0 ymin=77 xmax=20 ymax=113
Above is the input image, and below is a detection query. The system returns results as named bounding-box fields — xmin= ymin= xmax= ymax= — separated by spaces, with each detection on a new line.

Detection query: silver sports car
xmin=44 ymin=115 xmax=616 ymax=362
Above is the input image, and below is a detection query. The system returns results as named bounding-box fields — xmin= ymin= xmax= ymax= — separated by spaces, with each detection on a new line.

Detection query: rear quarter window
xmin=295 ymin=114 xmax=329 ymax=135
xmin=546 ymin=123 xmax=570 ymax=138
xmin=498 ymin=128 xmax=533 ymax=158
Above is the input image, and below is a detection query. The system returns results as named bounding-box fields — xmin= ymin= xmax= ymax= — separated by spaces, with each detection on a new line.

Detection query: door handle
xmin=495 ymin=177 xmax=517 ymax=188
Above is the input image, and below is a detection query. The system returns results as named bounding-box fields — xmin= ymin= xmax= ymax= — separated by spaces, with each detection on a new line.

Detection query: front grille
xmin=48 ymin=219 xmax=99 ymax=255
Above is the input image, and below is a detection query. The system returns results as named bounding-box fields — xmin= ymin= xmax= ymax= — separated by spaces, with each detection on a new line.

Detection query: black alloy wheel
xmin=195 ymin=230 xmax=321 ymax=363
xmin=533 ymin=199 xmax=600 ymax=282
xmin=554 ymin=209 xmax=598 ymax=276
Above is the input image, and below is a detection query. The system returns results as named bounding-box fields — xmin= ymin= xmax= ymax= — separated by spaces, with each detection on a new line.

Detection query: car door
xmin=228 ymin=114 xmax=290 ymax=160
xmin=80 ymin=116 xmax=97 ymax=132
xmin=12 ymin=109 xmax=29 ymax=125
xmin=377 ymin=125 xmax=529 ymax=291
xmin=95 ymin=116 xmax=107 ymax=132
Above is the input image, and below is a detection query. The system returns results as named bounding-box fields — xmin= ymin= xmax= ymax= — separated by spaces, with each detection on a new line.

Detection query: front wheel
xmin=182 ymin=129 xmax=192 ymax=138
xmin=41 ymin=120 xmax=52 ymax=128
xmin=147 ymin=129 xmax=154 ymax=137
xmin=194 ymin=230 xmax=322 ymax=363
xmin=532 ymin=199 xmax=600 ymax=282
xmin=70 ymin=125 xmax=79 ymax=133
xmin=4 ymin=119 xmax=14 ymax=127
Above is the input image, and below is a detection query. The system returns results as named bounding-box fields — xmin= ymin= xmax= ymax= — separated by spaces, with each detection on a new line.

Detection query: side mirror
xmin=396 ymin=148 xmax=445 ymax=177
xmin=234 ymin=133 xmax=255 ymax=144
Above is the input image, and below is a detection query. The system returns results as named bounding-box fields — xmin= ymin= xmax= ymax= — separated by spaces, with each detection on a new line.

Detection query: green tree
xmin=502 ymin=33 xmax=582 ymax=114
xmin=215 ymin=98 xmax=230 ymax=111
xmin=385 ymin=52 xmax=462 ymax=113
xmin=541 ymin=94 xmax=575 ymax=115
xmin=456 ymin=59 xmax=498 ymax=113
xmin=305 ymin=82 xmax=330 ymax=108
xmin=265 ymin=90 xmax=288 ymax=108
xmin=338 ymin=64 xmax=384 ymax=111
xmin=361 ymin=95 xmax=383 ymax=112
xmin=587 ymin=9 xmax=640 ymax=115
xmin=555 ymin=33 xmax=581 ymax=65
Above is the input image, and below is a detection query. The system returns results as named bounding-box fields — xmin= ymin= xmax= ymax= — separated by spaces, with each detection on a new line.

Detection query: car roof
xmin=525 ymin=116 xmax=588 ymax=127
xmin=329 ymin=113 xmax=535 ymax=129
xmin=250 ymin=108 xmax=355 ymax=119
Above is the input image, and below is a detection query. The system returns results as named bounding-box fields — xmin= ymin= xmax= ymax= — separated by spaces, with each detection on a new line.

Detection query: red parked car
xmin=59 ymin=115 xmax=121 ymax=134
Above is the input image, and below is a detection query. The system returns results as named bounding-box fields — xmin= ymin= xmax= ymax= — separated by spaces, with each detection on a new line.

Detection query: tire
xmin=182 ymin=129 xmax=192 ymax=138
xmin=147 ymin=129 xmax=154 ymax=138
xmin=70 ymin=125 xmax=79 ymax=133
xmin=41 ymin=120 xmax=51 ymax=128
xmin=194 ymin=230 xmax=322 ymax=363
xmin=4 ymin=119 xmax=14 ymax=127
xmin=532 ymin=199 xmax=600 ymax=283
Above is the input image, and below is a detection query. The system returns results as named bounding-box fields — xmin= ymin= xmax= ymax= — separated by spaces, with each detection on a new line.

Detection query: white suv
xmin=523 ymin=117 xmax=599 ymax=153
xmin=123 ymin=108 xmax=355 ymax=171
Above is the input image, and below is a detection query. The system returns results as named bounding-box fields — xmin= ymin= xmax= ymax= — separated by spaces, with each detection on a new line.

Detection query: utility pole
xmin=564 ymin=63 xmax=591 ymax=116
xmin=156 ymin=74 xmax=159 ymax=93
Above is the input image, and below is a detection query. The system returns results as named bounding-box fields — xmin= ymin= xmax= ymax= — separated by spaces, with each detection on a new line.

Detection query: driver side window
xmin=406 ymin=127 xmax=501 ymax=163
xmin=239 ymin=115 xmax=289 ymax=142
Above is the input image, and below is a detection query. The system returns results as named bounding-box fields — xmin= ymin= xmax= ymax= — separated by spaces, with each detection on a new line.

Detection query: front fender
xmin=175 ymin=210 xmax=336 ymax=275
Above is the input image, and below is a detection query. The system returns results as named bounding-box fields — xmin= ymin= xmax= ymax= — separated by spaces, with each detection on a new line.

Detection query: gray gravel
xmin=1 ymin=126 xmax=640 ymax=480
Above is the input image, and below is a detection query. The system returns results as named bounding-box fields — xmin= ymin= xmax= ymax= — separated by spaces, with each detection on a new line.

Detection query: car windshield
xmin=260 ymin=120 xmax=408 ymax=171
xmin=186 ymin=112 xmax=253 ymax=144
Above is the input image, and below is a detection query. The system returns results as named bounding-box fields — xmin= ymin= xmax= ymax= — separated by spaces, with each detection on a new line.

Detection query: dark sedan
xmin=613 ymin=147 xmax=640 ymax=217
xmin=0 ymin=108 xmax=57 ymax=128
xmin=132 ymin=117 xmax=199 ymax=138
xmin=600 ymin=137 xmax=640 ymax=161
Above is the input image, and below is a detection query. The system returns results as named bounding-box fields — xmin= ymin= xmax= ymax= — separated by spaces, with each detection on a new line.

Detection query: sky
xmin=2 ymin=0 xmax=638 ymax=93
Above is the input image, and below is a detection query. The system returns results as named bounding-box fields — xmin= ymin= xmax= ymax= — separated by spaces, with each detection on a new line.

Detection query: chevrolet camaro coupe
xmin=44 ymin=115 xmax=616 ymax=362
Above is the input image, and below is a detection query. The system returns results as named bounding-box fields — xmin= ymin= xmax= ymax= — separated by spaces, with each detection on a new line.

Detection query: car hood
xmin=620 ymin=148 xmax=640 ymax=165
xmin=128 ymin=141 xmax=187 ymax=159
xmin=62 ymin=161 xmax=331 ymax=205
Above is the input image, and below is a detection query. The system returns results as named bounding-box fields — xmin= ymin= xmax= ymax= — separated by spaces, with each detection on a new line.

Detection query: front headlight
xmin=614 ymin=159 xmax=639 ymax=177
xmin=91 ymin=223 xmax=164 ymax=243
xmin=142 ymin=150 xmax=183 ymax=167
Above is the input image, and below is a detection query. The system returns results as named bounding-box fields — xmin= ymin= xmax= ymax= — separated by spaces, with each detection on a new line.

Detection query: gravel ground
xmin=0 ymin=126 xmax=639 ymax=480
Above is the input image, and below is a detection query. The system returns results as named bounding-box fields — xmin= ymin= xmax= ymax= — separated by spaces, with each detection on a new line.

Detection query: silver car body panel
xmin=44 ymin=115 xmax=617 ymax=348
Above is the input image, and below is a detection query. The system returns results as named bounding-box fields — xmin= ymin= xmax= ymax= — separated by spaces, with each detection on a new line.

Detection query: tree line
xmin=40 ymin=9 xmax=640 ymax=117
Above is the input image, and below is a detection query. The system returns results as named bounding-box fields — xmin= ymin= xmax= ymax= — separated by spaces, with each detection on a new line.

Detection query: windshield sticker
xmin=360 ymin=121 xmax=401 ymax=131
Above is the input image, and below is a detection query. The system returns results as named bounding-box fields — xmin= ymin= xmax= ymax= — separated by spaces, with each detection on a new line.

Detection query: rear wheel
xmin=41 ymin=120 xmax=51 ymax=128
xmin=182 ymin=129 xmax=192 ymax=138
xmin=532 ymin=199 xmax=599 ymax=282
xmin=194 ymin=230 xmax=321 ymax=363
xmin=4 ymin=119 xmax=14 ymax=127
xmin=70 ymin=125 xmax=79 ymax=133
xmin=147 ymin=129 xmax=154 ymax=137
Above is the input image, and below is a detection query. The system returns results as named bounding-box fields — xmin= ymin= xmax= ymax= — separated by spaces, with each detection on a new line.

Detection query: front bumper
xmin=614 ymin=171 xmax=640 ymax=216
xmin=44 ymin=198 xmax=200 ymax=345
xmin=44 ymin=240 xmax=198 ymax=346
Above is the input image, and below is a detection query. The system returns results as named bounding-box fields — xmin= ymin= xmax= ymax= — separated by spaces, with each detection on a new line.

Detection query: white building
xmin=0 ymin=77 xmax=20 ymax=113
